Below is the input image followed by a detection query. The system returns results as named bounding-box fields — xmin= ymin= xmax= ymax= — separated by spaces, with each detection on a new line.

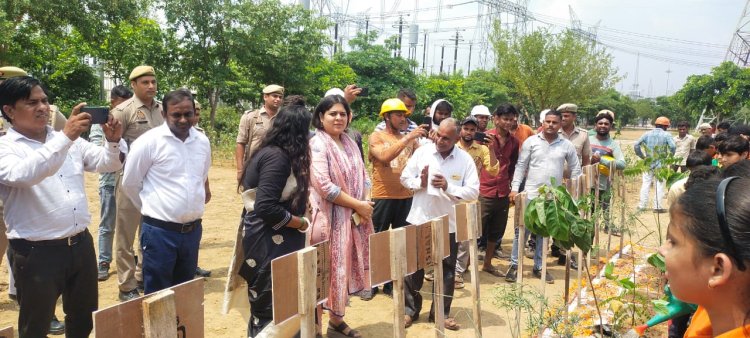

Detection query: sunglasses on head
xmin=716 ymin=176 xmax=746 ymax=271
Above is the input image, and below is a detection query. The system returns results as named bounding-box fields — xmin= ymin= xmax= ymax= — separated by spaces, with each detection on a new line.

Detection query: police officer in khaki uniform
xmin=112 ymin=65 xmax=163 ymax=301
xmin=0 ymin=66 xmax=67 ymax=334
xmin=234 ymin=84 xmax=283 ymax=182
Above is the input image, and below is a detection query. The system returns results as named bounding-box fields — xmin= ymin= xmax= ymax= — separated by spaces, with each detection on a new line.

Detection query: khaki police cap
xmin=129 ymin=66 xmax=156 ymax=81
xmin=262 ymin=84 xmax=284 ymax=95
xmin=194 ymin=100 xmax=202 ymax=110
xmin=0 ymin=66 xmax=28 ymax=80
xmin=557 ymin=103 xmax=578 ymax=113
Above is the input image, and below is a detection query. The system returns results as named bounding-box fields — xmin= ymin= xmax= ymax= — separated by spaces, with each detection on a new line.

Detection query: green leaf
xmin=647 ymin=253 xmax=666 ymax=273
xmin=604 ymin=262 xmax=615 ymax=279
xmin=652 ymin=299 xmax=669 ymax=315
xmin=619 ymin=278 xmax=636 ymax=290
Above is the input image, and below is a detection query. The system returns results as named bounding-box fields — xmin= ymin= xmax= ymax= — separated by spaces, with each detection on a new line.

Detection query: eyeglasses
xmin=716 ymin=176 xmax=746 ymax=271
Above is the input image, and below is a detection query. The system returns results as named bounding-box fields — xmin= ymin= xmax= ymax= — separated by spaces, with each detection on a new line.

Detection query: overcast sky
xmin=294 ymin=0 xmax=745 ymax=99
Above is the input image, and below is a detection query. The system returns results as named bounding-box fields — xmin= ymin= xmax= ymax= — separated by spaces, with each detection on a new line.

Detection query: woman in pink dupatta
xmin=309 ymin=95 xmax=374 ymax=338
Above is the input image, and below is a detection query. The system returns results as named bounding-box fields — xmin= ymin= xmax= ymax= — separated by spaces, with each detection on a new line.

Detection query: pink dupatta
xmin=309 ymin=130 xmax=373 ymax=317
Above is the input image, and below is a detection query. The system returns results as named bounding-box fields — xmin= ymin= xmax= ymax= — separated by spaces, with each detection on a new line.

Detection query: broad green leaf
xmin=647 ymin=253 xmax=666 ymax=273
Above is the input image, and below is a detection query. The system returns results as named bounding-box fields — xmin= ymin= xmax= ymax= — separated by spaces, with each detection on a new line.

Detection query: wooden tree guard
xmin=513 ymin=192 xmax=527 ymax=287
xmin=431 ymin=216 xmax=447 ymax=337
xmin=0 ymin=326 xmax=13 ymax=338
xmin=143 ymin=290 xmax=177 ymax=338
xmin=563 ymin=177 xmax=579 ymax=310
xmin=93 ymin=278 xmax=204 ymax=338
xmin=618 ymin=169 xmax=626 ymax=256
xmin=390 ymin=228 xmax=407 ymax=338
xmin=297 ymin=247 xmax=318 ymax=338
xmin=455 ymin=202 xmax=482 ymax=337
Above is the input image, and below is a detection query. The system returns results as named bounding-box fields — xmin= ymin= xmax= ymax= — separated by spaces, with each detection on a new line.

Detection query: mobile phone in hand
xmin=80 ymin=107 xmax=110 ymax=124
xmin=357 ymin=87 xmax=369 ymax=97
xmin=474 ymin=131 xmax=487 ymax=143
xmin=422 ymin=116 xmax=432 ymax=129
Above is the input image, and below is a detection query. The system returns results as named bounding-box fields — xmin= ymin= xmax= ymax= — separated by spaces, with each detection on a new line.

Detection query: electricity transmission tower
xmin=569 ymin=5 xmax=600 ymax=43
xmin=475 ymin=0 xmax=533 ymax=69
xmin=726 ymin=0 xmax=750 ymax=66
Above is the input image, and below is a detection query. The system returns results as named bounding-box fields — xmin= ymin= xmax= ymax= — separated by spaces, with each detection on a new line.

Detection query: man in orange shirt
xmin=367 ymin=98 xmax=426 ymax=300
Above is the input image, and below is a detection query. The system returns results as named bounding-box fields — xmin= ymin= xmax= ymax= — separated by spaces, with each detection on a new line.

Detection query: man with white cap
xmin=112 ymin=65 xmax=163 ymax=301
xmin=470 ymin=104 xmax=491 ymax=132
xmin=235 ymin=84 xmax=284 ymax=183
xmin=698 ymin=122 xmax=713 ymax=137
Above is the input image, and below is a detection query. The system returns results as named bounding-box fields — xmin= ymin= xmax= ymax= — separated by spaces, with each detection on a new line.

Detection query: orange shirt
xmin=513 ymin=124 xmax=535 ymax=150
xmin=685 ymin=306 xmax=750 ymax=338
xmin=368 ymin=131 xmax=418 ymax=199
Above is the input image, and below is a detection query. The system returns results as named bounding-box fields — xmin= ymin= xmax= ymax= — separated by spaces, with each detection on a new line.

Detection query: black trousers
xmin=8 ymin=230 xmax=98 ymax=338
xmin=404 ymin=232 xmax=458 ymax=320
xmin=479 ymin=196 xmax=511 ymax=244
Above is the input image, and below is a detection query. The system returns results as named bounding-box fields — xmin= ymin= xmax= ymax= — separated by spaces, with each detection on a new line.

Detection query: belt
xmin=143 ymin=215 xmax=200 ymax=234
xmin=10 ymin=229 xmax=88 ymax=247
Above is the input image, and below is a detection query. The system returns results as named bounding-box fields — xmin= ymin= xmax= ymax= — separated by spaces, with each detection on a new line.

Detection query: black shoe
xmin=557 ymin=255 xmax=579 ymax=269
xmin=195 ymin=266 xmax=212 ymax=278
xmin=119 ymin=288 xmax=140 ymax=302
xmin=136 ymin=280 xmax=145 ymax=294
xmin=97 ymin=262 xmax=110 ymax=281
xmin=359 ymin=288 xmax=376 ymax=301
xmin=504 ymin=265 xmax=517 ymax=283
xmin=533 ymin=269 xmax=554 ymax=284
xmin=49 ymin=315 xmax=65 ymax=335
xmin=550 ymin=245 xmax=562 ymax=258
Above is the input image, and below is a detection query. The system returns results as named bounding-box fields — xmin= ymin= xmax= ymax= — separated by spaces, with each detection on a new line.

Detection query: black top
xmin=242 ymin=146 xmax=305 ymax=228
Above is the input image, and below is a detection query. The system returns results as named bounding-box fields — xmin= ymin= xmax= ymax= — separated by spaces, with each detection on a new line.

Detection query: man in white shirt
xmin=505 ymin=109 xmax=582 ymax=284
xmin=0 ymin=76 xmax=124 ymax=337
xmin=399 ymin=118 xmax=479 ymax=330
xmin=673 ymin=121 xmax=696 ymax=172
xmin=122 ymin=89 xmax=211 ymax=294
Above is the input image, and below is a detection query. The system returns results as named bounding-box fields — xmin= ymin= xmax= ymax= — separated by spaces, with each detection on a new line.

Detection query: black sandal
xmin=327 ymin=321 xmax=362 ymax=338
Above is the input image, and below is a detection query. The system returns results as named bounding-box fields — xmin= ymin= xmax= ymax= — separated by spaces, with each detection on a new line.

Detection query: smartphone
xmin=474 ymin=131 xmax=487 ymax=142
xmin=357 ymin=87 xmax=369 ymax=97
xmin=80 ymin=107 xmax=110 ymax=124
xmin=422 ymin=116 xmax=432 ymax=129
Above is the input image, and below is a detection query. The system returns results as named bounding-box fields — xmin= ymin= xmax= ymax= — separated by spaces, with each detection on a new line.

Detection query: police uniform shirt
xmin=236 ymin=107 xmax=275 ymax=162
xmin=112 ymin=96 xmax=163 ymax=146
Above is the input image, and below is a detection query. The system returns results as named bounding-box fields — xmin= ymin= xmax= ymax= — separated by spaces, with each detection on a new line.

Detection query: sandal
xmin=327 ymin=321 xmax=362 ymax=338
xmin=444 ymin=317 xmax=461 ymax=331
xmin=481 ymin=265 xmax=505 ymax=277
xmin=454 ymin=275 xmax=465 ymax=289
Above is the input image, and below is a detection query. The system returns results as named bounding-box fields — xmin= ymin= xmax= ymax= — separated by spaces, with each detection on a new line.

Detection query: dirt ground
xmin=0 ymin=128 xmax=669 ymax=337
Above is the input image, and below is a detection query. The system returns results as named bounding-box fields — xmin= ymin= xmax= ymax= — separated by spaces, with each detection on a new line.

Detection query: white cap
xmin=539 ymin=109 xmax=551 ymax=123
xmin=324 ymin=88 xmax=345 ymax=98
xmin=470 ymin=105 xmax=491 ymax=117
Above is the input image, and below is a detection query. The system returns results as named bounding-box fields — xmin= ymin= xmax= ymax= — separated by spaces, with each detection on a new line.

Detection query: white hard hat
xmin=470 ymin=105 xmax=491 ymax=117
xmin=324 ymin=88 xmax=345 ymax=98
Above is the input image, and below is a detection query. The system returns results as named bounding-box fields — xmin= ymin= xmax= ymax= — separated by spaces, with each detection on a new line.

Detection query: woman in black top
xmin=238 ymin=103 xmax=312 ymax=337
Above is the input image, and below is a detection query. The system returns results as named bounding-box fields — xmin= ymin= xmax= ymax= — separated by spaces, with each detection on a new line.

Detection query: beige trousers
xmin=114 ymin=171 xmax=143 ymax=292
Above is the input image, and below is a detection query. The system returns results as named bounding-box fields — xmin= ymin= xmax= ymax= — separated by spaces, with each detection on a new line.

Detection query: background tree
xmin=674 ymin=61 xmax=750 ymax=122
xmin=492 ymin=25 xmax=619 ymax=114
xmin=580 ymin=88 xmax=636 ymax=128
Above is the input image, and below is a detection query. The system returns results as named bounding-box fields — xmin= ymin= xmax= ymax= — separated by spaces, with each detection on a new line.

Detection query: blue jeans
xmin=98 ymin=185 xmax=116 ymax=264
xmin=140 ymin=220 xmax=202 ymax=294
xmin=509 ymin=227 xmax=544 ymax=271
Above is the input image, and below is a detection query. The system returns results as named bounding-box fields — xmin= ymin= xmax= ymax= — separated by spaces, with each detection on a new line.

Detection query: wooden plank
xmin=467 ymin=207 xmax=483 ymax=337
xmin=431 ymin=217 xmax=446 ymax=337
xmin=390 ymin=228 xmax=407 ymax=338
xmin=405 ymin=225 xmax=418 ymax=275
xmin=468 ymin=202 xmax=480 ymax=241
xmin=143 ymin=290 xmax=177 ymax=338
xmin=369 ymin=231 xmax=392 ymax=286
xmin=440 ymin=215 xmax=450 ymax=260
xmin=298 ymin=247 xmax=318 ymax=338
xmin=514 ymin=192 xmax=527 ymax=287
xmin=0 ymin=326 xmax=13 ymax=338
xmin=94 ymin=278 xmax=203 ymax=338
xmin=539 ymin=237 xmax=549 ymax=297
xmin=455 ymin=202 xmax=469 ymax=242
xmin=272 ymin=251 xmax=299 ymax=324
xmin=315 ymin=241 xmax=331 ymax=303
xmin=417 ymin=221 xmax=433 ymax=270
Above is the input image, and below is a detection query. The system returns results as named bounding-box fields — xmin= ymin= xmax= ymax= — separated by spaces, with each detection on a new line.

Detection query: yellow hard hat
xmin=598 ymin=155 xmax=615 ymax=176
xmin=379 ymin=98 xmax=408 ymax=117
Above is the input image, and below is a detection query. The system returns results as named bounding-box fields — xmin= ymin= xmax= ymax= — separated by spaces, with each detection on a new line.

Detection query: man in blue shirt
xmin=634 ymin=116 xmax=676 ymax=212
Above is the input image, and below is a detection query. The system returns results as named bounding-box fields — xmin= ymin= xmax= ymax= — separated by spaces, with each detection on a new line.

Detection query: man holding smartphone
xmin=453 ymin=116 xmax=500 ymax=287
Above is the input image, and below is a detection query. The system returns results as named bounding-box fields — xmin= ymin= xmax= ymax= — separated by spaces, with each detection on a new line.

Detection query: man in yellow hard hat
xmin=589 ymin=111 xmax=626 ymax=233
xmin=112 ymin=65 xmax=163 ymax=301
xmin=634 ymin=116 xmax=676 ymax=212
xmin=365 ymin=98 xmax=426 ymax=304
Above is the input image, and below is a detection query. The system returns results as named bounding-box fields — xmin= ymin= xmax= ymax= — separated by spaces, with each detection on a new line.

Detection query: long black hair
xmin=240 ymin=103 xmax=312 ymax=213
